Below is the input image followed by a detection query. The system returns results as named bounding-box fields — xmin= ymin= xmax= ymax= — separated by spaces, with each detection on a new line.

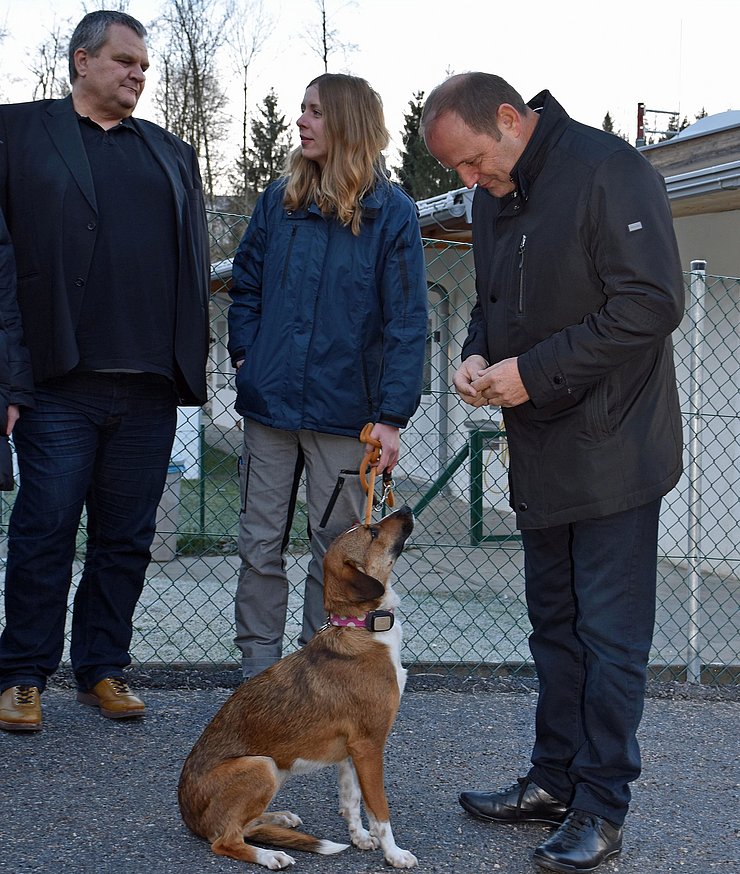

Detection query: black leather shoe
xmin=459 ymin=777 xmax=567 ymax=825
xmin=533 ymin=809 xmax=623 ymax=872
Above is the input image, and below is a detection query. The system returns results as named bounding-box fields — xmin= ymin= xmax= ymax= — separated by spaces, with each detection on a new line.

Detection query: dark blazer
xmin=0 ymin=96 xmax=210 ymax=405
xmin=0 ymin=208 xmax=33 ymax=408
xmin=0 ymin=206 xmax=34 ymax=489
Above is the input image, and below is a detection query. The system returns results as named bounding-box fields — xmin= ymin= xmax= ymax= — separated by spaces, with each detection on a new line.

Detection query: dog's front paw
xmin=384 ymin=847 xmax=418 ymax=869
xmin=349 ymin=827 xmax=379 ymax=850
xmin=254 ymin=848 xmax=296 ymax=870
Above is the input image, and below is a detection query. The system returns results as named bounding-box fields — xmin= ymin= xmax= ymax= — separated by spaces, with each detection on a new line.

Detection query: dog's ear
xmin=341 ymin=559 xmax=385 ymax=603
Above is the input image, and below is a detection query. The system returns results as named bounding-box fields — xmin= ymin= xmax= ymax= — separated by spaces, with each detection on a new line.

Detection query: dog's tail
xmin=245 ymin=823 xmax=349 ymax=855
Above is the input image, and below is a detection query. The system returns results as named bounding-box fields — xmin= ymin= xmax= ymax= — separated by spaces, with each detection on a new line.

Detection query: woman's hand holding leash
xmin=360 ymin=422 xmax=398 ymax=525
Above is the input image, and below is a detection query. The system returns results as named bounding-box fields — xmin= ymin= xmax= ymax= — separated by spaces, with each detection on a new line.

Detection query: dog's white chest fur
xmin=375 ymin=619 xmax=407 ymax=695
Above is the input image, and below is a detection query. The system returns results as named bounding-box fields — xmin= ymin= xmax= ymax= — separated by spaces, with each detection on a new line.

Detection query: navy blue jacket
xmin=228 ymin=177 xmax=428 ymax=437
xmin=463 ymin=92 xmax=685 ymax=528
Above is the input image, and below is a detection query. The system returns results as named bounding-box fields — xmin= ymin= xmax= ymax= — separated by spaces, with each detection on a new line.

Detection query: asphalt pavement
xmin=1 ymin=677 xmax=737 ymax=874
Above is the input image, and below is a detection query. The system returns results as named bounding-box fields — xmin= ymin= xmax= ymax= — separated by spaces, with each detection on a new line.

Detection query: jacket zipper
xmin=517 ymin=234 xmax=527 ymax=315
xmin=280 ymin=226 xmax=297 ymax=287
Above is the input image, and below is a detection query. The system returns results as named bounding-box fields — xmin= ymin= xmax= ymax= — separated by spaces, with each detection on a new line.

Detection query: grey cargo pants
xmin=234 ymin=419 xmax=367 ymax=678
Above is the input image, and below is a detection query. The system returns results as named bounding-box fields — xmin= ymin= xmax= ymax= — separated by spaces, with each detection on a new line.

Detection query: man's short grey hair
xmin=421 ymin=72 xmax=528 ymax=141
xmin=68 ymin=10 xmax=147 ymax=83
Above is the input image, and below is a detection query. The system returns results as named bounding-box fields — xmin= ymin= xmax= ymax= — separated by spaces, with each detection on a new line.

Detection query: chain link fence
xmin=0 ymin=214 xmax=737 ymax=684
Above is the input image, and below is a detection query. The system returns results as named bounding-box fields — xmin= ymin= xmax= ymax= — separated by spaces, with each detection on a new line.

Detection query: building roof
xmin=672 ymin=110 xmax=740 ymax=141
xmin=416 ymin=187 xmax=474 ymax=241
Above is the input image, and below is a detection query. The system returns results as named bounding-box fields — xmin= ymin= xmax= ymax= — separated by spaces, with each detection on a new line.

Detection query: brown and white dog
xmin=178 ymin=505 xmax=417 ymax=870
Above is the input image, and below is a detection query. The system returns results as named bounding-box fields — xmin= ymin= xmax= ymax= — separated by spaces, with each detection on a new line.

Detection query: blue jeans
xmin=0 ymin=372 xmax=177 ymax=692
xmin=521 ymin=499 xmax=661 ymax=826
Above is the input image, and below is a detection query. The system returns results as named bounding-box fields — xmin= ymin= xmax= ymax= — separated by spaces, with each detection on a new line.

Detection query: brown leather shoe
xmin=0 ymin=685 xmax=42 ymax=731
xmin=77 ymin=677 xmax=145 ymax=719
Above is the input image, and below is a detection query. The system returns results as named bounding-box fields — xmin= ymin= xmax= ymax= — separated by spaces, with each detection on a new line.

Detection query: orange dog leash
xmin=359 ymin=423 xmax=395 ymax=526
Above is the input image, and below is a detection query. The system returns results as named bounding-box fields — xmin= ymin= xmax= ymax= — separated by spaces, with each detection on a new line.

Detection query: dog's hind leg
xmin=214 ymin=838 xmax=296 ymax=871
xmin=337 ymin=758 xmax=379 ymax=850
xmin=197 ymin=757 xmax=296 ymax=870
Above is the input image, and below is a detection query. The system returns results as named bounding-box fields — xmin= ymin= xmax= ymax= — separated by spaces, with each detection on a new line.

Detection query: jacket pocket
xmin=238 ymin=453 xmax=250 ymax=514
xmin=319 ymin=470 xmax=363 ymax=530
xmin=515 ymin=233 xmax=527 ymax=317
xmin=586 ymin=377 xmax=615 ymax=440
xmin=279 ymin=226 xmax=298 ymax=288
xmin=360 ymin=358 xmax=375 ymax=419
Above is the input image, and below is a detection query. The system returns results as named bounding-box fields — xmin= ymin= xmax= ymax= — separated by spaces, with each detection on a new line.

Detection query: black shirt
xmin=74 ymin=115 xmax=178 ymax=379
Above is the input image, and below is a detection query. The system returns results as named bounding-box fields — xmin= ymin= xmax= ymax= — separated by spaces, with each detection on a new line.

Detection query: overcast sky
xmin=2 ymin=0 xmax=738 ymax=178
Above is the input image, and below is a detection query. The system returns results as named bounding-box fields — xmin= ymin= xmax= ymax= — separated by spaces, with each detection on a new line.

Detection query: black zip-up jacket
xmin=462 ymin=92 xmax=685 ymax=529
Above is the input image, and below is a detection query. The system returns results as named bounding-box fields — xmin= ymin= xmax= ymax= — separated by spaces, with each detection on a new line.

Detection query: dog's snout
xmin=391 ymin=505 xmax=414 ymax=536
xmin=385 ymin=504 xmax=413 ymax=524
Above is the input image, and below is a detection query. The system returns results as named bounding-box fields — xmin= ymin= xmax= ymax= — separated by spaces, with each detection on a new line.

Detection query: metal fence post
xmin=686 ymin=259 xmax=707 ymax=683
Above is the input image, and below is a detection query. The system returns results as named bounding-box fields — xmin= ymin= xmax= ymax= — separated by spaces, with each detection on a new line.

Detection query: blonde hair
xmin=284 ymin=73 xmax=389 ymax=235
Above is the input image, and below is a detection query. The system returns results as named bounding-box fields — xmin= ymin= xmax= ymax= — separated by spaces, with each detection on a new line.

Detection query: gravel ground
xmin=1 ymin=678 xmax=737 ymax=874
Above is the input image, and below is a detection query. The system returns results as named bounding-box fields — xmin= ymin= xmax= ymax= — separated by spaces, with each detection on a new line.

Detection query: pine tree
xmin=661 ymin=113 xmax=680 ymax=141
xmin=247 ymin=89 xmax=292 ymax=194
xmin=394 ymin=91 xmax=459 ymax=201
xmin=230 ymin=88 xmax=292 ymax=205
xmin=602 ymin=112 xmax=614 ymax=133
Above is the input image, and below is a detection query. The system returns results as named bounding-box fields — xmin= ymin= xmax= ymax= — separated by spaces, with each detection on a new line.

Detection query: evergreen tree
xmin=246 ymin=88 xmax=292 ymax=195
xmin=602 ymin=110 xmax=628 ymax=141
xmin=394 ymin=91 xmax=459 ymax=200
xmin=661 ymin=113 xmax=681 ymax=141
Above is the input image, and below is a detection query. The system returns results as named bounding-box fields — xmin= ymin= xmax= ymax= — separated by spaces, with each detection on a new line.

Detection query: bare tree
xmin=29 ymin=21 xmax=72 ymax=100
xmin=0 ymin=25 xmax=7 ymax=99
xmin=80 ymin=0 xmax=131 ymax=10
xmin=306 ymin=0 xmax=356 ymax=73
xmin=154 ymin=0 xmax=233 ymax=201
xmin=227 ymin=0 xmax=273 ymax=211
xmin=26 ymin=3 xmax=136 ymax=102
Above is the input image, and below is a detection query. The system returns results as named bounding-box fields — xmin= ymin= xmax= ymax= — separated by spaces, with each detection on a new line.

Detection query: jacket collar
xmin=43 ymin=96 xmax=185 ymax=220
xmin=509 ymin=90 xmax=571 ymax=201
xmin=43 ymin=95 xmax=97 ymax=213
xmin=304 ymin=174 xmax=392 ymax=221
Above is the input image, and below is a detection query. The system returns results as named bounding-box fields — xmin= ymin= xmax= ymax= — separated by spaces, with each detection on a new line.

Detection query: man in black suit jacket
xmin=0 ymin=10 xmax=210 ymax=732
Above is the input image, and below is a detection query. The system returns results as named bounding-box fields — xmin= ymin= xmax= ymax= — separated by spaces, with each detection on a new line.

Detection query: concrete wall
xmin=673 ymin=210 xmax=740 ymax=277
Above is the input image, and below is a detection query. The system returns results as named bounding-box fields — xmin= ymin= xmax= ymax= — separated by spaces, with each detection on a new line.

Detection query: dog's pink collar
xmin=328 ymin=609 xmax=395 ymax=633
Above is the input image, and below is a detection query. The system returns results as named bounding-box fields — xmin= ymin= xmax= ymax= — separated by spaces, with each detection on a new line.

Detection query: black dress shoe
xmin=459 ymin=777 xmax=567 ymax=825
xmin=533 ymin=809 xmax=623 ymax=872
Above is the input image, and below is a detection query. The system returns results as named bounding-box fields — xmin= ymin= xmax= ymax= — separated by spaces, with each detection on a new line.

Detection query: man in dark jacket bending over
xmin=422 ymin=73 xmax=684 ymax=873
